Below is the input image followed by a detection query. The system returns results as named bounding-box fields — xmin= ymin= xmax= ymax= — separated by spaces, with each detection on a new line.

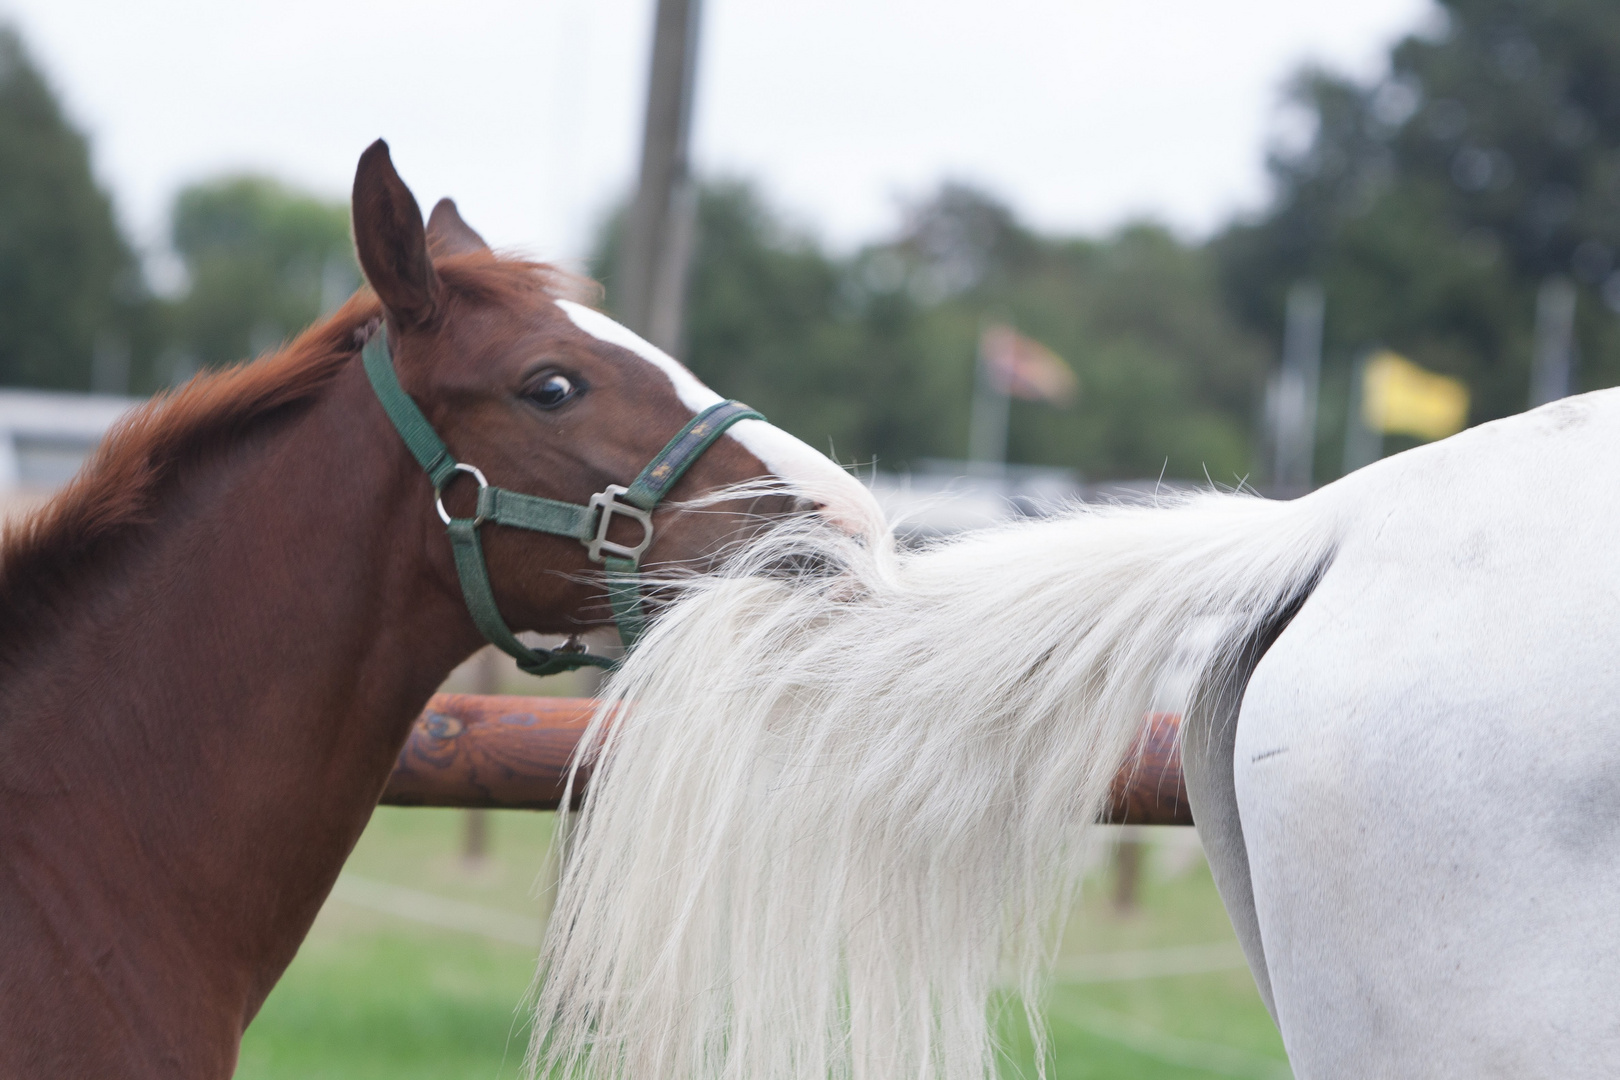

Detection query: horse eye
xmin=529 ymin=373 xmax=577 ymax=409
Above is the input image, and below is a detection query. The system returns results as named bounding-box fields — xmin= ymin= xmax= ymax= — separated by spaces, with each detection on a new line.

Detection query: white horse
xmin=533 ymin=390 xmax=1620 ymax=1080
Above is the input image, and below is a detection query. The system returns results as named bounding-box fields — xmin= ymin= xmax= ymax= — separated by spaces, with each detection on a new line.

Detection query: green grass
xmin=237 ymin=814 xmax=1289 ymax=1079
xmin=233 ymin=929 xmax=535 ymax=1080
xmin=235 ymin=808 xmax=553 ymax=1080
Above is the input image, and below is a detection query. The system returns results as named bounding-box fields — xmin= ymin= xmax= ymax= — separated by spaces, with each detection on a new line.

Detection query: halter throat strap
xmin=361 ymin=327 xmax=763 ymax=675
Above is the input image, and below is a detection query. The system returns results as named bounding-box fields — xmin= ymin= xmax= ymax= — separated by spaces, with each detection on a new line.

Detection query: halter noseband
xmin=362 ymin=327 xmax=763 ymax=676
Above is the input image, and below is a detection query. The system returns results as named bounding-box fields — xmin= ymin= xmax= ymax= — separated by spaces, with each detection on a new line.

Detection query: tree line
xmin=6 ymin=0 xmax=1619 ymax=485
xmin=0 ymin=25 xmax=354 ymax=399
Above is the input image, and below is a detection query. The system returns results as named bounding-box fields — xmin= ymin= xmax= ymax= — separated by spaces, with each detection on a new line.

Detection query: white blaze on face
xmin=556 ymin=300 xmax=883 ymax=535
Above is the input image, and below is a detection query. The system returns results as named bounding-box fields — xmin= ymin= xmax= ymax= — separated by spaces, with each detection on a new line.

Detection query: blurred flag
xmin=980 ymin=324 xmax=1078 ymax=406
xmin=1362 ymin=350 xmax=1469 ymax=441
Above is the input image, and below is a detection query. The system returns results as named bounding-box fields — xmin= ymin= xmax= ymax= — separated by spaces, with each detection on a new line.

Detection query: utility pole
xmin=1530 ymin=276 xmax=1577 ymax=408
xmin=618 ymin=0 xmax=704 ymax=353
xmin=1269 ymin=282 xmax=1324 ymax=495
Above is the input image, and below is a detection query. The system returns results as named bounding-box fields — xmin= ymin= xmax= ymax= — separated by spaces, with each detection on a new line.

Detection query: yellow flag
xmin=1362 ymin=351 xmax=1469 ymax=441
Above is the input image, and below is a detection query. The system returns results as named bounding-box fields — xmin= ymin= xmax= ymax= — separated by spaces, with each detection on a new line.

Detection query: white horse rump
xmin=532 ymin=389 xmax=1620 ymax=1080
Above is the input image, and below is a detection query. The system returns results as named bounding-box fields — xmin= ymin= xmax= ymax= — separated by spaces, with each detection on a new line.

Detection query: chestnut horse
xmin=0 ymin=141 xmax=875 ymax=1077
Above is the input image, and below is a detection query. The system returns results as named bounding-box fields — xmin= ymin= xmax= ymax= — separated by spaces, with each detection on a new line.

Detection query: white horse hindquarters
xmin=534 ymin=382 xmax=1620 ymax=1080
xmin=1233 ymin=396 xmax=1620 ymax=1077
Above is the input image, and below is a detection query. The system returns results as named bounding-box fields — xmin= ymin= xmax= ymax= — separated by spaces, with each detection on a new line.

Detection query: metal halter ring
xmin=435 ymin=463 xmax=490 ymax=526
xmin=584 ymin=484 xmax=655 ymax=563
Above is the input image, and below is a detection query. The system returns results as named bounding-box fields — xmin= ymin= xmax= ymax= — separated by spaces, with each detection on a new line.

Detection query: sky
xmin=5 ymin=0 xmax=1432 ymax=281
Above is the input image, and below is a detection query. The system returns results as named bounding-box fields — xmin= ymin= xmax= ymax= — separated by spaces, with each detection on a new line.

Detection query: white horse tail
xmin=531 ymin=487 xmax=1345 ymax=1080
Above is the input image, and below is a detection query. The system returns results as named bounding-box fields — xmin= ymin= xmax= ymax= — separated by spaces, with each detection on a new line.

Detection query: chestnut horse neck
xmin=0 ymin=304 xmax=474 ymax=1074
xmin=0 ymin=291 xmax=585 ymax=1074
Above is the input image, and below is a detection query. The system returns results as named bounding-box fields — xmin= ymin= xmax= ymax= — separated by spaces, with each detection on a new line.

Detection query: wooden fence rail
xmin=380 ymin=695 xmax=1194 ymax=826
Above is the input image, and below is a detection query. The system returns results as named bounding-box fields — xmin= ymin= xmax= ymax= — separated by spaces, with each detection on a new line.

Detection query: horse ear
xmin=426 ymin=198 xmax=490 ymax=258
xmin=351 ymin=139 xmax=440 ymax=329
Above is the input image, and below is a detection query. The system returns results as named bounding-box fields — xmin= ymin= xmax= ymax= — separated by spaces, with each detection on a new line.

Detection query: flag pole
xmin=1341 ymin=351 xmax=1381 ymax=475
xmin=1530 ymin=276 xmax=1576 ymax=408
xmin=1269 ymin=282 xmax=1324 ymax=495
xmin=967 ymin=324 xmax=1009 ymax=477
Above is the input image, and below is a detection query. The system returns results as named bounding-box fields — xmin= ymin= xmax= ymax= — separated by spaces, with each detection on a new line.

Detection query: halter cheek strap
xmin=361 ymin=327 xmax=763 ymax=676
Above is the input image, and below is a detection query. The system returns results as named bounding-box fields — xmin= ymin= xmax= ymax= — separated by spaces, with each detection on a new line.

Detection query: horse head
xmin=349 ymin=140 xmax=879 ymax=643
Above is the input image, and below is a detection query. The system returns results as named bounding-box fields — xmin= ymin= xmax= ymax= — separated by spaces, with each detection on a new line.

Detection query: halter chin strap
xmin=361 ymin=327 xmax=764 ymax=676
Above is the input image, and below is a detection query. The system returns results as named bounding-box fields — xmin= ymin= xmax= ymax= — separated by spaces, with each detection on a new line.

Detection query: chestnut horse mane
xmin=0 ymin=256 xmax=587 ymax=658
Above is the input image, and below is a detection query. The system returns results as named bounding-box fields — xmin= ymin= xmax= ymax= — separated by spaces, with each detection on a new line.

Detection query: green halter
xmin=361 ymin=327 xmax=764 ymax=677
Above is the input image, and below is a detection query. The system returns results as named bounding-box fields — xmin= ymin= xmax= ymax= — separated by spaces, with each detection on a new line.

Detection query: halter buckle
xmin=584 ymin=485 xmax=654 ymax=564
